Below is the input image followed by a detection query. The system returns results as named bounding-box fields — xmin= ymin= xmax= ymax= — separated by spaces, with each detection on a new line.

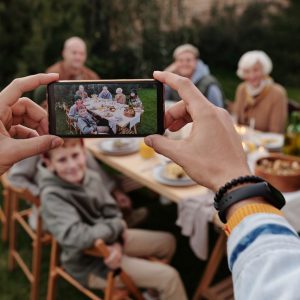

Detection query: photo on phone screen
xmin=47 ymin=80 xmax=164 ymax=137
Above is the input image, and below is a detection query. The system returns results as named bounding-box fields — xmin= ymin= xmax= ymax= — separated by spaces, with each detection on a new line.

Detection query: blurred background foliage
xmin=0 ymin=0 xmax=299 ymax=99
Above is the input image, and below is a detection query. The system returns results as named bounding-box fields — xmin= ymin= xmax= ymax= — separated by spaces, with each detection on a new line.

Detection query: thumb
xmin=144 ymin=134 xmax=183 ymax=163
xmin=10 ymin=135 xmax=63 ymax=163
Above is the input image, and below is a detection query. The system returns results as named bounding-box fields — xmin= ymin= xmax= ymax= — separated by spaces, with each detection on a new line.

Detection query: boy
xmin=68 ymin=96 xmax=83 ymax=121
xmin=77 ymin=105 xmax=110 ymax=134
xmin=39 ymin=139 xmax=187 ymax=300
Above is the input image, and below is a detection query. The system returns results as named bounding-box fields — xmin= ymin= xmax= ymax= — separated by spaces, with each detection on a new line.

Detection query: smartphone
xmin=47 ymin=79 xmax=164 ymax=137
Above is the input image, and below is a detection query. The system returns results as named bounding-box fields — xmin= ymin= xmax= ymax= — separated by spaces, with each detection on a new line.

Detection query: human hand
xmin=0 ymin=73 xmax=63 ymax=175
xmin=104 ymin=243 xmax=123 ymax=270
xmin=145 ymin=71 xmax=250 ymax=192
xmin=113 ymin=189 xmax=132 ymax=210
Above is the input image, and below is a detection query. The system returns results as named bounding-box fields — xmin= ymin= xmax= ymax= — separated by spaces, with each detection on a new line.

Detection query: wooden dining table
xmin=85 ymin=138 xmax=207 ymax=203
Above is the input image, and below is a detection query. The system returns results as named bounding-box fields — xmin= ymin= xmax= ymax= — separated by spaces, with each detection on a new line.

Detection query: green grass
xmin=137 ymin=88 xmax=157 ymax=135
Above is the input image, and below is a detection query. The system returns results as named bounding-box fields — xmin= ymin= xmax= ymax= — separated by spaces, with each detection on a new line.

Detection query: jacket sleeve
xmin=8 ymin=156 xmax=40 ymax=196
xmin=41 ymin=192 xmax=124 ymax=250
xmin=77 ymin=118 xmax=94 ymax=134
xmin=228 ymin=213 xmax=300 ymax=300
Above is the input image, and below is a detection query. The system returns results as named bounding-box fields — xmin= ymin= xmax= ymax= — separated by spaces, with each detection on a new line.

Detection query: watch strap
xmin=215 ymin=182 xmax=285 ymax=223
xmin=224 ymin=203 xmax=283 ymax=236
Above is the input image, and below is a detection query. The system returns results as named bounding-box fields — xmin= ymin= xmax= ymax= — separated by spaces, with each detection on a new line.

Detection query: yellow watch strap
xmin=224 ymin=203 xmax=283 ymax=236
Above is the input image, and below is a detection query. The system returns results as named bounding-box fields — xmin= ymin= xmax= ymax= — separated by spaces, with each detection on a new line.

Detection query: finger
xmin=154 ymin=71 xmax=210 ymax=118
xmin=12 ymin=97 xmax=48 ymax=135
xmin=144 ymin=135 xmax=184 ymax=164
xmin=0 ymin=73 xmax=59 ymax=106
xmin=165 ymin=101 xmax=192 ymax=129
xmin=8 ymin=135 xmax=63 ymax=163
xmin=9 ymin=125 xmax=39 ymax=138
xmin=0 ymin=120 xmax=10 ymax=138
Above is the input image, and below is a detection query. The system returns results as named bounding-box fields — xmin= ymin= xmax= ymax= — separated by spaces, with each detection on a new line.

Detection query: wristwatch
xmin=214 ymin=181 xmax=286 ymax=223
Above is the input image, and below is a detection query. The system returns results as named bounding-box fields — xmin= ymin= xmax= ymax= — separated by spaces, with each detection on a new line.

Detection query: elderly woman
xmin=233 ymin=50 xmax=288 ymax=133
xmin=164 ymin=44 xmax=224 ymax=107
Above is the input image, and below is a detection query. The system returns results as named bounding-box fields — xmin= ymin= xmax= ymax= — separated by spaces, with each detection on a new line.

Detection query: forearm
xmin=228 ymin=211 xmax=300 ymax=300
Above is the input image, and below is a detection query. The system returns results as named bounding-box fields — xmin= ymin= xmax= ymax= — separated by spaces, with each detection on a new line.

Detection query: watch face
xmin=266 ymin=182 xmax=286 ymax=209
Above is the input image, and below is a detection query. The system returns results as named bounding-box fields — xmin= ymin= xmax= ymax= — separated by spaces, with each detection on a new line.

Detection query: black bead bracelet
xmin=214 ymin=175 xmax=264 ymax=204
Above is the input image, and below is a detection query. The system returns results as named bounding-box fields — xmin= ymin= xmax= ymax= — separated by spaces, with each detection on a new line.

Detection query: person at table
xmin=145 ymin=70 xmax=300 ymax=300
xmin=98 ymin=86 xmax=113 ymax=100
xmin=75 ymin=85 xmax=88 ymax=101
xmin=38 ymin=138 xmax=188 ymax=300
xmin=68 ymin=96 xmax=83 ymax=121
xmin=129 ymin=89 xmax=142 ymax=107
xmin=164 ymin=44 xmax=224 ymax=107
xmin=233 ymin=50 xmax=288 ymax=133
xmin=77 ymin=105 xmax=109 ymax=135
xmin=114 ymin=87 xmax=126 ymax=104
xmin=46 ymin=37 xmax=100 ymax=80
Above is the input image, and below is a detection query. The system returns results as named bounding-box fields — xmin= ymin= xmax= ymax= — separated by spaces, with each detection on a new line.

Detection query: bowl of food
xmin=255 ymin=154 xmax=300 ymax=192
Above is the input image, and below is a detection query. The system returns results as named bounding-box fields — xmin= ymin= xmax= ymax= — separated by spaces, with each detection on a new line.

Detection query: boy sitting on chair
xmin=77 ymin=105 xmax=109 ymax=135
xmin=38 ymin=139 xmax=187 ymax=300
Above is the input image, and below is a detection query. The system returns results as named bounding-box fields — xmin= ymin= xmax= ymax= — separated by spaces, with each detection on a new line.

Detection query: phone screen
xmin=47 ymin=80 xmax=164 ymax=137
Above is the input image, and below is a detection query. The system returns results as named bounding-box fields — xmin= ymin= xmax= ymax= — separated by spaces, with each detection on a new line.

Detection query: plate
xmin=98 ymin=139 xmax=139 ymax=155
xmin=153 ymin=165 xmax=197 ymax=187
xmin=257 ymin=133 xmax=284 ymax=150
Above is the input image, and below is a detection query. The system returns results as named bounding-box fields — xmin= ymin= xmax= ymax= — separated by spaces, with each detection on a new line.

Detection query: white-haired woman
xmin=233 ymin=50 xmax=288 ymax=133
xmin=114 ymin=87 xmax=126 ymax=104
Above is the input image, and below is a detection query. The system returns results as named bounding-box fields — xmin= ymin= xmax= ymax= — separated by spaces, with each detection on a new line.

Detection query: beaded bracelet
xmin=214 ymin=175 xmax=264 ymax=204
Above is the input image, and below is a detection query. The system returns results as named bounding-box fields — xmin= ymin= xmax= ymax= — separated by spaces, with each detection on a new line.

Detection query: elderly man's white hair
xmin=237 ymin=50 xmax=273 ymax=79
xmin=173 ymin=44 xmax=199 ymax=59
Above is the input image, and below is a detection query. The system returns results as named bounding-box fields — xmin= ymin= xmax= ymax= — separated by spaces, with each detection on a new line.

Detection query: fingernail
xmin=144 ymin=136 xmax=153 ymax=147
xmin=48 ymin=73 xmax=59 ymax=76
xmin=51 ymin=138 xmax=63 ymax=149
xmin=153 ymin=71 xmax=161 ymax=75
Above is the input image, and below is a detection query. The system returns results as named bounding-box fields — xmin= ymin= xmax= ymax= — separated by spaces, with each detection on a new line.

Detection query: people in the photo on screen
xmin=128 ymin=89 xmax=142 ymax=107
xmin=68 ymin=96 xmax=83 ymax=121
xmin=76 ymin=105 xmax=109 ymax=135
xmin=75 ymin=85 xmax=89 ymax=101
xmin=98 ymin=86 xmax=113 ymax=100
xmin=114 ymin=87 xmax=126 ymax=104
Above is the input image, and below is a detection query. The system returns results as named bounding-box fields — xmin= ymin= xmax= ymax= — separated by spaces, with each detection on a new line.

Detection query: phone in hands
xmin=47 ymin=79 xmax=164 ymax=137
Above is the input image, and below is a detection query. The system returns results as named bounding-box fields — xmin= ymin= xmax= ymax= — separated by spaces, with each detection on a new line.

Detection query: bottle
xmin=283 ymin=112 xmax=300 ymax=156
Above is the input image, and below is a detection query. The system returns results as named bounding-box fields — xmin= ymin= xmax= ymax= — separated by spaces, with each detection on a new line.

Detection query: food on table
xmin=113 ymin=139 xmax=131 ymax=149
xmin=104 ymin=112 xmax=113 ymax=118
xmin=109 ymin=106 xmax=116 ymax=112
xmin=257 ymin=158 xmax=300 ymax=176
xmin=163 ymin=162 xmax=189 ymax=180
xmin=260 ymin=138 xmax=278 ymax=146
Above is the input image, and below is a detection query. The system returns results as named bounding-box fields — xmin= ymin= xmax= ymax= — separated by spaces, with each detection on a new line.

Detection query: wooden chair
xmin=47 ymin=238 xmax=145 ymax=300
xmin=8 ymin=184 xmax=52 ymax=300
xmin=193 ymin=231 xmax=234 ymax=300
xmin=0 ymin=173 xmax=12 ymax=242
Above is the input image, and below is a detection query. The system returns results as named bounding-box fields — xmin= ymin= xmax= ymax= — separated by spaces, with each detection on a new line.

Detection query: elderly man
xmin=165 ymin=44 xmax=224 ymax=107
xmin=46 ymin=37 xmax=99 ymax=80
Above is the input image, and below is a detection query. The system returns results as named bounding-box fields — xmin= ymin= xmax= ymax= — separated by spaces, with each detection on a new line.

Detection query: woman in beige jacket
xmin=233 ymin=50 xmax=288 ymax=133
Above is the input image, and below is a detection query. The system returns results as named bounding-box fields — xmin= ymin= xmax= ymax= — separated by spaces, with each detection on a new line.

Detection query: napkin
xmin=176 ymin=190 xmax=216 ymax=260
